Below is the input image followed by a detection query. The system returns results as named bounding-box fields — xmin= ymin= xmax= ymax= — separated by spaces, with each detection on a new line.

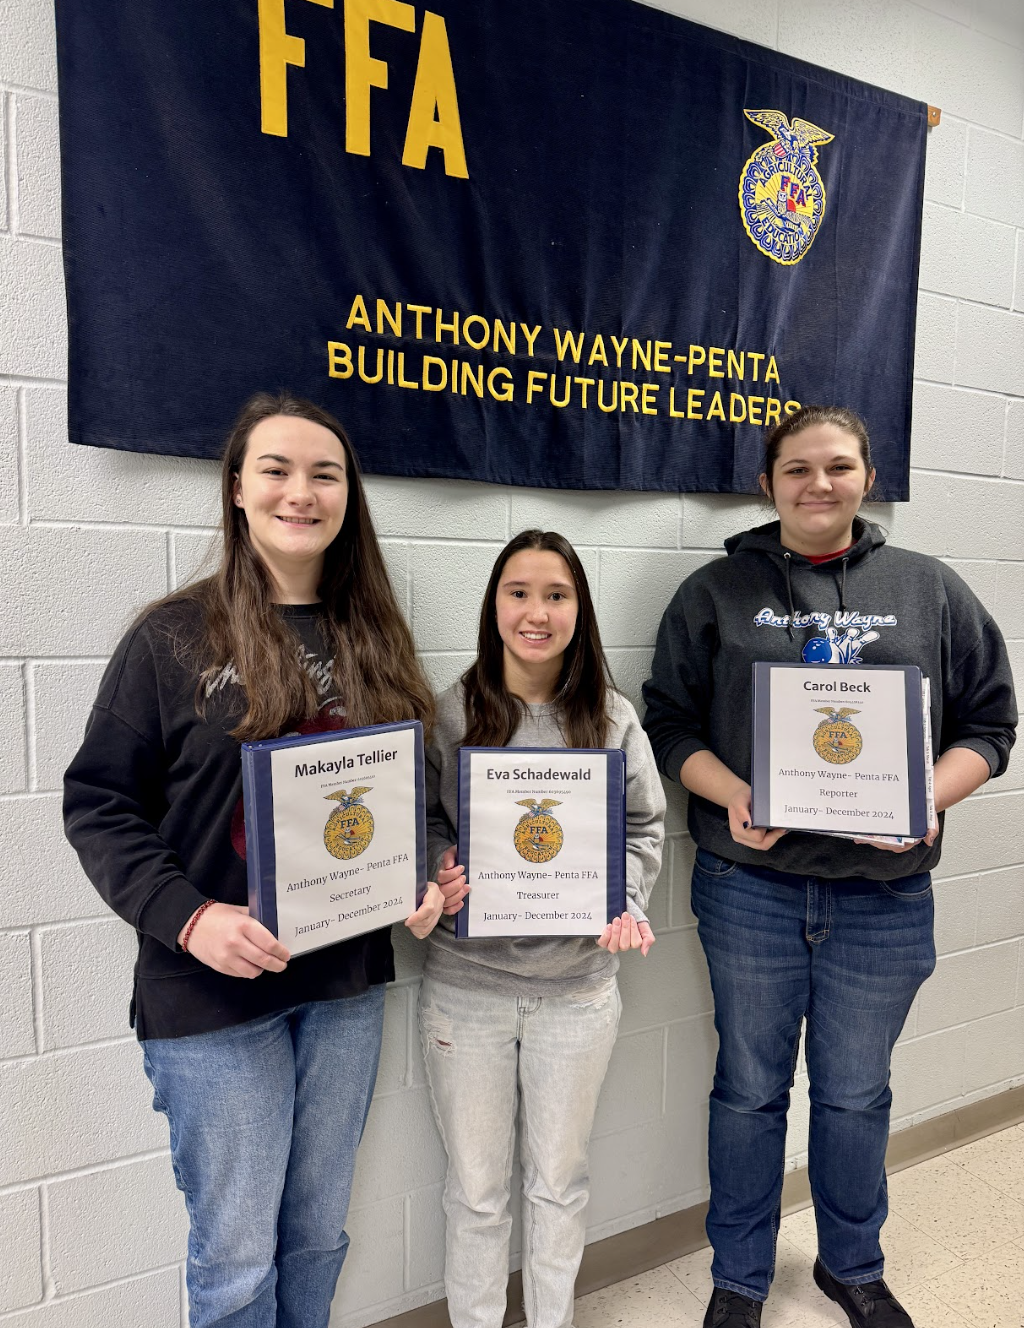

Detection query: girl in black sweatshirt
xmin=64 ymin=392 xmax=442 ymax=1328
xmin=642 ymin=406 xmax=1016 ymax=1328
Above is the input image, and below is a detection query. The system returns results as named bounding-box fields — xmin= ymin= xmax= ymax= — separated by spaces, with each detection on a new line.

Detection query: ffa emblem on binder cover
xmin=739 ymin=110 xmax=834 ymax=265
xmin=323 ymin=787 xmax=375 ymax=859
xmin=512 ymin=798 xmax=564 ymax=863
xmin=812 ymin=708 xmax=863 ymax=765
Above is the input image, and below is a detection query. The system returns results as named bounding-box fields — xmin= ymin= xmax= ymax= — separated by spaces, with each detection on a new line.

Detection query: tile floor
xmin=572 ymin=1122 xmax=1024 ymax=1327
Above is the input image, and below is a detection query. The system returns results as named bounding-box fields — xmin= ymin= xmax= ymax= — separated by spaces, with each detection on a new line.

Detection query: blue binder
xmin=454 ymin=746 xmax=627 ymax=939
xmin=241 ymin=720 xmax=426 ymax=951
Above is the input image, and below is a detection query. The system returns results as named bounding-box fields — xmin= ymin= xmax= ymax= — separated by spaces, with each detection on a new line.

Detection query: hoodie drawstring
xmin=839 ymin=556 xmax=849 ymax=613
xmin=783 ymin=552 xmax=795 ymax=640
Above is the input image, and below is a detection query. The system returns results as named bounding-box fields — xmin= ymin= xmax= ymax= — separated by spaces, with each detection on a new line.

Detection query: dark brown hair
xmin=461 ymin=530 xmax=613 ymax=749
xmin=150 ymin=392 xmax=433 ymax=742
xmin=760 ymin=405 xmax=874 ymax=500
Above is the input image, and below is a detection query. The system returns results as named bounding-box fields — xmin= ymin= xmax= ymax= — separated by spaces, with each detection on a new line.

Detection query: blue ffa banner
xmin=55 ymin=0 xmax=926 ymax=498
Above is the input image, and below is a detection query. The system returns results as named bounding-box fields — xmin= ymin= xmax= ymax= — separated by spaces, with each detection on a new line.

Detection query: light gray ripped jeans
xmin=418 ymin=972 xmax=621 ymax=1328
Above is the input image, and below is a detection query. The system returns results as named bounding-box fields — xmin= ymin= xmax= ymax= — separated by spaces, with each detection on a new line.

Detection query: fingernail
xmin=743 ymin=821 xmax=750 ymax=829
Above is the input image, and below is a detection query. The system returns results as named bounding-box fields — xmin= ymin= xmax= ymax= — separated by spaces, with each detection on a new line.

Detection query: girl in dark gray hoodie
xmin=643 ymin=406 xmax=1016 ymax=1328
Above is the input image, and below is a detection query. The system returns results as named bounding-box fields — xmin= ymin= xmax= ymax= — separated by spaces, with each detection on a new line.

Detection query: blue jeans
xmin=142 ymin=988 xmax=385 ymax=1328
xmin=691 ymin=850 xmax=935 ymax=1302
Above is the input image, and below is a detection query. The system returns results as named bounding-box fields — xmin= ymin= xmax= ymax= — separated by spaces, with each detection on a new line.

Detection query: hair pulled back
xmin=460 ymin=529 xmax=613 ymax=750
xmin=760 ymin=405 xmax=874 ymax=500
xmin=152 ymin=391 xmax=434 ymax=742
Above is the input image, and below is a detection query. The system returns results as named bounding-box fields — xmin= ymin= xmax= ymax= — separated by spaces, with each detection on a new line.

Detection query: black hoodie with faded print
xmin=641 ymin=518 xmax=1017 ymax=880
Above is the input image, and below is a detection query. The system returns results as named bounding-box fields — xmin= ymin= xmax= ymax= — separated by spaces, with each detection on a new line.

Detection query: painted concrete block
xmin=778 ymin=0 xmax=917 ymax=95
xmin=0 ymin=387 xmax=17 ymax=524
xmin=910 ymin=7 xmax=1024 ymax=135
xmin=918 ymin=205 xmax=1016 ymax=308
xmin=881 ymin=471 xmax=949 ymax=557
xmin=1004 ymin=399 xmax=1024 ymax=478
xmin=170 ymin=530 xmax=219 ymax=588
xmin=1 ymin=526 xmax=167 ymax=656
xmin=955 ymin=304 xmax=1024 ymax=397
xmin=913 ymin=294 xmax=957 ymax=383
xmin=593 ymin=1027 xmax=664 ymax=1138
xmin=617 ymin=926 xmax=713 ymax=1034
xmin=508 ymin=488 xmax=679 ymax=549
xmin=928 ymin=476 xmax=1024 ymax=560
xmin=0 ymin=1269 xmax=181 ymax=1328
xmin=0 ymin=930 xmax=35 ymax=1058
xmin=915 ymin=938 xmax=1019 ymax=1034
xmin=0 ymin=794 xmax=108 ymax=928
xmin=380 ymin=541 xmax=408 ymax=616
xmin=993 ymin=559 xmax=1024 ymax=638
xmin=375 ymin=983 xmax=411 ymax=1096
xmin=0 ymin=237 xmax=66 ymax=379
xmin=0 ymin=1039 xmax=166 ymax=1185
xmin=0 ymin=95 xmax=7 ymax=234
xmin=365 ymin=476 xmax=507 ymax=542
xmin=586 ymin=1116 xmax=688 ymax=1231
xmin=47 ymin=1156 xmax=187 ymax=1293
xmin=331 ymin=1195 xmax=406 ymax=1322
xmin=924 ymin=115 xmax=967 ymax=209
xmin=0 ymin=1188 xmax=42 ymax=1311
xmin=962 ymin=1003 xmax=1024 ymax=1093
xmin=939 ymin=788 xmax=1024 ymax=877
xmin=891 ymin=1025 xmax=967 ymax=1116
xmin=598 ymin=550 xmax=714 ymax=648
xmin=974 ymin=863 xmax=1024 ymax=946
xmin=638 ymin=0 xmax=777 ymax=46
xmin=664 ymin=1013 xmax=717 ymax=1143
xmin=0 ymin=662 xmax=26 ymax=792
xmin=30 ymin=660 xmax=108 ymax=792
xmin=931 ymin=875 xmax=977 ymax=955
xmin=669 ymin=836 xmax=698 ymax=929
xmin=970 ymin=0 xmax=1024 ymax=48
xmin=409 ymin=543 xmax=507 ymax=652
xmin=25 ymin=388 xmax=221 ymax=527
xmin=406 ymin=1182 xmax=446 ymax=1291
xmin=911 ymin=382 xmax=1005 ymax=476
xmin=38 ymin=917 xmax=136 ymax=1050
xmin=349 ymin=1087 xmax=446 ymax=1209
xmin=15 ymin=93 xmax=60 ymax=240
xmin=681 ymin=493 xmax=767 ymax=551
xmin=0 ymin=0 xmax=57 ymax=91
xmin=418 ymin=651 xmax=475 ymax=696
xmin=604 ymin=647 xmax=656 ymax=716
xmin=967 ymin=126 xmax=1024 ymax=228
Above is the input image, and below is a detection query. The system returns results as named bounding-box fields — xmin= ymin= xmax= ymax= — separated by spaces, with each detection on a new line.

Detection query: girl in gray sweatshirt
xmin=420 ymin=529 xmax=665 ymax=1328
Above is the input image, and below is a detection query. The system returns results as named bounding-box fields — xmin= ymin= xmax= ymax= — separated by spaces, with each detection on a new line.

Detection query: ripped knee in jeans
xmin=420 ymin=1007 xmax=455 ymax=1055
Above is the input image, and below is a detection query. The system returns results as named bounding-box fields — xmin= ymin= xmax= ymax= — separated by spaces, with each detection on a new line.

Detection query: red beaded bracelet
xmin=181 ymin=899 xmax=216 ymax=953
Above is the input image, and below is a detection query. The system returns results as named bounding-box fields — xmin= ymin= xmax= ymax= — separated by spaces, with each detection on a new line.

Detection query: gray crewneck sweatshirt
xmin=424 ymin=683 xmax=666 ymax=995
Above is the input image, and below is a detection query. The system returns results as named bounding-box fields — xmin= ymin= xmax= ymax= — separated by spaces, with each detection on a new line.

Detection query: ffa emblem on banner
xmin=323 ymin=787 xmax=375 ymax=859
xmin=739 ymin=110 xmax=834 ymax=265
xmin=811 ymin=708 xmax=863 ymax=765
xmin=513 ymin=798 xmax=564 ymax=863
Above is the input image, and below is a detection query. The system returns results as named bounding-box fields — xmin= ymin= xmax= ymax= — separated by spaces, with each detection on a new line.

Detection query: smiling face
xmin=232 ymin=414 xmax=349 ymax=597
xmin=760 ymin=423 xmax=874 ymax=555
xmin=495 ymin=548 xmax=579 ymax=689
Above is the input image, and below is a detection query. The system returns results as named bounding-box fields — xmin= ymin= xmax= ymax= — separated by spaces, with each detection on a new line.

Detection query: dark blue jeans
xmin=142 ymin=988 xmax=385 ymax=1328
xmin=691 ymin=849 xmax=935 ymax=1302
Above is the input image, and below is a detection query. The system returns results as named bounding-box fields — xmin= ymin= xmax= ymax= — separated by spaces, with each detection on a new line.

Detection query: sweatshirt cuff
xmin=138 ymin=878 xmax=211 ymax=952
xmin=945 ymin=737 xmax=1001 ymax=779
xmin=659 ymin=737 xmax=710 ymax=783
xmin=625 ymin=895 xmax=649 ymax=925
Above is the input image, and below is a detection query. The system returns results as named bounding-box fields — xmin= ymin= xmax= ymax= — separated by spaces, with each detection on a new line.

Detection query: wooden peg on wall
xmin=927 ymin=105 xmax=942 ymax=126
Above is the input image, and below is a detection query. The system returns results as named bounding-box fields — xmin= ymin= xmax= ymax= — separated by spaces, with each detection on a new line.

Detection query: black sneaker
xmin=702 ymin=1287 xmax=763 ymax=1328
xmin=813 ymin=1258 xmax=915 ymax=1326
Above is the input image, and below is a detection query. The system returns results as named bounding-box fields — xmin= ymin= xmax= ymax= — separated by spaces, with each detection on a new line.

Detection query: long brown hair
xmin=151 ymin=392 xmax=433 ymax=742
xmin=461 ymin=530 xmax=613 ymax=749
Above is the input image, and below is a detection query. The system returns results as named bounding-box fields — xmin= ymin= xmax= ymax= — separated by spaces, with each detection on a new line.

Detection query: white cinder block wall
xmin=2 ymin=0 xmax=1022 ymax=1323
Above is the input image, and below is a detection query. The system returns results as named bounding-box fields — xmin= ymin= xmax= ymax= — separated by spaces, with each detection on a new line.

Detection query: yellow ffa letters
xmin=258 ymin=0 xmax=469 ymax=178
